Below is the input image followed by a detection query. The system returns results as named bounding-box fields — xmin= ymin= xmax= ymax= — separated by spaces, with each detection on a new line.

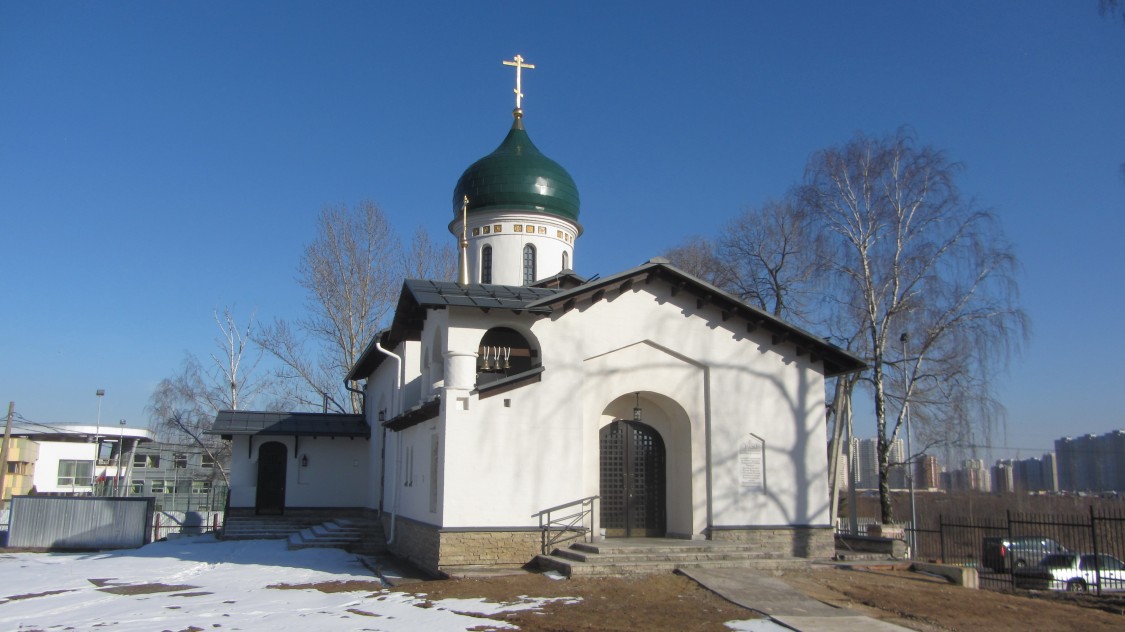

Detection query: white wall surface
xmin=31 ymin=441 xmax=98 ymax=494
xmin=227 ymin=436 xmax=370 ymax=509
xmin=451 ymin=211 xmax=578 ymax=286
xmin=426 ymin=280 xmax=831 ymax=532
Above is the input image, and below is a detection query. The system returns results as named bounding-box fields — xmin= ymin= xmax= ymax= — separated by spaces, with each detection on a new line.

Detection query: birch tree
xmin=255 ymin=201 xmax=402 ymax=413
xmin=801 ymin=129 xmax=1028 ymax=523
xmin=147 ymin=307 xmax=271 ymax=485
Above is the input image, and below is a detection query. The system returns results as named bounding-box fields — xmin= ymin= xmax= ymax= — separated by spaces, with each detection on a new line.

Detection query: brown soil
xmin=392 ymin=573 xmax=756 ymax=632
xmin=381 ymin=566 xmax=1125 ymax=632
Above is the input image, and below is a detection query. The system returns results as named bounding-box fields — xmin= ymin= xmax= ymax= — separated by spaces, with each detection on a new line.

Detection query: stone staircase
xmin=221 ymin=515 xmax=387 ymax=556
xmin=221 ymin=515 xmax=328 ymax=540
xmin=287 ymin=518 xmax=387 ymax=556
xmin=536 ymin=538 xmax=812 ymax=577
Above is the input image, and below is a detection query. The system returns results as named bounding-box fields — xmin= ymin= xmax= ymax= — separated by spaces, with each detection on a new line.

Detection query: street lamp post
xmin=901 ymin=333 xmax=918 ymax=558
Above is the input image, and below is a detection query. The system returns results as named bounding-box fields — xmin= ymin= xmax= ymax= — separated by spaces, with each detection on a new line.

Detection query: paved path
xmin=680 ymin=567 xmax=913 ymax=632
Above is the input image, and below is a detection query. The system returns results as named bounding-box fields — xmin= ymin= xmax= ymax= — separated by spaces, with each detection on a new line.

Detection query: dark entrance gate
xmin=255 ymin=441 xmax=287 ymax=515
xmin=600 ymin=420 xmax=666 ymax=537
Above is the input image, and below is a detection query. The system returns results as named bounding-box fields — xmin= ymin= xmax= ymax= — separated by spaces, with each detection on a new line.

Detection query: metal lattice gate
xmin=599 ymin=420 xmax=666 ymax=537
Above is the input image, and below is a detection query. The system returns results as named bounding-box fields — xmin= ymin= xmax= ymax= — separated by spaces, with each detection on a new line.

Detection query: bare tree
xmin=801 ymin=128 xmax=1028 ymax=523
xmin=147 ymin=308 xmax=272 ymax=485
xmin=663 ymin=235 xmax=732 ymax=289
xmin=403 ymin=226 xmax=457 ymax=281
xmin=256 ymin=201 xmax=402 ymax=413
xmin=717 ymin=198 xmax=828 ymax=320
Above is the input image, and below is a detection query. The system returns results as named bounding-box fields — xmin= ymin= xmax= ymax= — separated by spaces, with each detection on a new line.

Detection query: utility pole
xmin=0 ymin=402 xmax=15 ymax=511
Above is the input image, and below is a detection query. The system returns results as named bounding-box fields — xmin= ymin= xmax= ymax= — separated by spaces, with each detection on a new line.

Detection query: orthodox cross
xmin=502 ymin=54 xmax=535 ymax=110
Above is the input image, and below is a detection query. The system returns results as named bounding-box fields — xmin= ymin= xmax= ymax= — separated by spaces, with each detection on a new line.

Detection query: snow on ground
xmin=0 ymin=534 xmax=577 ymax=631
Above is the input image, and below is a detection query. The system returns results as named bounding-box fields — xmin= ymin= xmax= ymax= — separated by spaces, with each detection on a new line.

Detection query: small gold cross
xmin=502 ymin=54 xmax=535 ymax=110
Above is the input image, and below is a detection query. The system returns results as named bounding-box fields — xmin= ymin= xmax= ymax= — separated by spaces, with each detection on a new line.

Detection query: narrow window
xmin=174 ymin=453 xmax=189 ymax=469
xmin=481 ymin=245 xmax=492 ymax=284
xmin=562 ymin=251 xmax=569 ymax=270
xmin=523 ymin=244 xmax=536 ymax=285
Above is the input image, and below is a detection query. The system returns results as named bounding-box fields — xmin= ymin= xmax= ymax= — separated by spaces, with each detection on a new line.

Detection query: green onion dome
xmin=452 ymin=112 xmax=580 ymax=223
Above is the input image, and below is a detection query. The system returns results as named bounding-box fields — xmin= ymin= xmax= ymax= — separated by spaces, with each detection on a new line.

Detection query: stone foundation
xmin=383 ymin=516 xmax=543 ymax=576
xmin=708 ymin=525 xmax=834 ymax=558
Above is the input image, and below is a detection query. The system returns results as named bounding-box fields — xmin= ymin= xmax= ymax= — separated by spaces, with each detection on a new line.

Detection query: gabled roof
xmin=523 ymin=259 xmax=866 ymax=377
xmin=347 ymin=261 xmax=866 ymax=381
xmin=207 ymin=411 xmax=369 ymax=439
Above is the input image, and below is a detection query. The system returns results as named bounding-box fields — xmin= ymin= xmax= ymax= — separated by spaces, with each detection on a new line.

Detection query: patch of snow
xmin=0 ymin=535 xmax=575 ymax=631
xmin=725 ymin=618 xmax=791 ymax=631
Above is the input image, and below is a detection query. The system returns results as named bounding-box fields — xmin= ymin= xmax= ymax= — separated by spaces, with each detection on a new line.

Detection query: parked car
xmin=981 ymin=536 xmax=1069 ymax=572
xmin=1013 ymin=553 xmax=1125 ymax=592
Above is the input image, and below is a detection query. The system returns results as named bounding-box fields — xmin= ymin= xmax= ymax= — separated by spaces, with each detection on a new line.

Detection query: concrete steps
xmin=536 ymin=539 xmax=811 ymax=577
xmin=221 ymin=516 xmax=327 ymax=540
xmin=287 ymin=518 xmax=387 ymax=556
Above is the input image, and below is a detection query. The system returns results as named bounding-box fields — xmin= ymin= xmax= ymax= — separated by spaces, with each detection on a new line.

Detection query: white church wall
xmin=227 ymin=436 xmax=369 ymax=509
xmin=576 ymin=342 xmax=706 ymax=538
xmin=439 ymin=311 xmax=587 ymax=527
xmin=287 ymin=436 xmax=369 ymax=508
xmin=373 ymin=274 xmax=833 ymax=539
xmin=228 ymin=436 xmax=255 ymax=507
xmin=383 ymin=420 xmax=444 ymax=524
xmin=546 ymin=284 xmax=831 ymax=533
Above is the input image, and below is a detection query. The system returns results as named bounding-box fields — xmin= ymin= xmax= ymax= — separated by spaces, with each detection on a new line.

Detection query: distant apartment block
xmin=849 ymin=437 xmax=906 ymax=490
xmin=992 ymin=454 xmax=1058 ymax=493
xmin=916 ymin=454 xmax=941 ymax=490
xmin=944 ymin=458 xmax=992 ymax=492
xmin=1056 ymin=430 xmax=1125 ymax=492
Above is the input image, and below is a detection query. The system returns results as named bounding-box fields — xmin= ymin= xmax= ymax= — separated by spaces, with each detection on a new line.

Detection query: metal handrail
xmin=534 ymin=495 xmax=598 ymax=555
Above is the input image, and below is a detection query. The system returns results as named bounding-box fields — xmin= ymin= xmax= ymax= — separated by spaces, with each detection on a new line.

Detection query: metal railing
xmin=534 ymin=495 xmax=598 ymax=555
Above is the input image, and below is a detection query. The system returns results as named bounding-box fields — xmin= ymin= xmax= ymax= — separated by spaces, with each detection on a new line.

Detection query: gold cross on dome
xmin=502 ymin=54 xmax=535 ymax=110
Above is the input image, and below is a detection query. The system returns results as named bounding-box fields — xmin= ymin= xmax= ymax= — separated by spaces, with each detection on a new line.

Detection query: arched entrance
xmin=255 ymin=441 xmax=287 ymax=515
xmin=599 ymin=420 xmax=666 ymax=537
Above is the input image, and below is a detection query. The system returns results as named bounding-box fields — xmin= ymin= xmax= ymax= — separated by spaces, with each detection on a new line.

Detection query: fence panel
xmin=8 ymin=496 xmax=155 ymax=549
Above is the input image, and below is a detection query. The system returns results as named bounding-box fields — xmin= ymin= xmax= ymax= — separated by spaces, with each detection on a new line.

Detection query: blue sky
xmin=2 ymin=2 xmax=1122 ymax=463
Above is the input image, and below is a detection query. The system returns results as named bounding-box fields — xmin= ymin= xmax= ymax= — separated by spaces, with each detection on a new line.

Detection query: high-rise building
xmin=916 ymin=454 xmax=941 ymax=490
xmin=1055 ymin=431 xmax=1125 ymax=492
xmin=850 ymin=437 xmax=905 ymax=490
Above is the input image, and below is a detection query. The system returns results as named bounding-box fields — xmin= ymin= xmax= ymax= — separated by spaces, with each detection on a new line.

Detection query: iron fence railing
xmin=843 ymin=507 xmax=1125 ymax=596
xmin=534 ymin=495 xmax=598 ymax=555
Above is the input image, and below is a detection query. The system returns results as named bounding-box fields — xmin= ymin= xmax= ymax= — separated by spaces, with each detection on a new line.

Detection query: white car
xmin=1014 ymin=553 xmax=1125 ymax=593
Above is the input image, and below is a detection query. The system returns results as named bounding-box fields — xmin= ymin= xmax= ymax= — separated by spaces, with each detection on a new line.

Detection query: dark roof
xmin=207 ymin=411 xmax=369 ymax=439
xmin=404 ymin=279 xmax=558 ymax=311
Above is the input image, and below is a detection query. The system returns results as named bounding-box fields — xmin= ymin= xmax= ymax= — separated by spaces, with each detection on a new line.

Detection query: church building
xmin=212 ymin=57 xmax=864 ymax=575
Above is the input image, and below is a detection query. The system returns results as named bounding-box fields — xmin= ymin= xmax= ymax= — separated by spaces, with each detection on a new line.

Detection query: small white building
xmin=6 ymin=424 xmax=155 ymax=496
xmin=213 ymin=97 xmax=864 ymax=575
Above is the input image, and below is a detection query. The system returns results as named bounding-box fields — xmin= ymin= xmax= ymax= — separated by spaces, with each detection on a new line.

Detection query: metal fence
xmin=151 ymin=510 xmax=224 ymax=541
xmin=907 ymin=507 xmax=1125 ymax=594
xmin=7 ymin=495 xmax=155 ymax=549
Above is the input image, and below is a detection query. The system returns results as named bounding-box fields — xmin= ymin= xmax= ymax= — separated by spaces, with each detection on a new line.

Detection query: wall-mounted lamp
xmin=632 ymin=392 xmax=642 ymax=422
xmin=300 ymin=455 xmax=309 ymax=468
xmin=378 ymin=409 xmax=386 ymax=422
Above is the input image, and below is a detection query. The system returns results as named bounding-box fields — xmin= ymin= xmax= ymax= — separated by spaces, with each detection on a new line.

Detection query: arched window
xmin=562 ymin=251 xmax=569 ymax=270
xmin=476 ymin=326 xmax=539 ymax=386
xmin=522 ymin=244 xmax=536 ymax=285
xmin=481 ymin=245 xmax=492 ymax=284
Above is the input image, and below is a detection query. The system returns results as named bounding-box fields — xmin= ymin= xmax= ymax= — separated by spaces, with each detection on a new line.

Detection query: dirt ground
xmin=377 ymin=564 xmax=1125 ymax=632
